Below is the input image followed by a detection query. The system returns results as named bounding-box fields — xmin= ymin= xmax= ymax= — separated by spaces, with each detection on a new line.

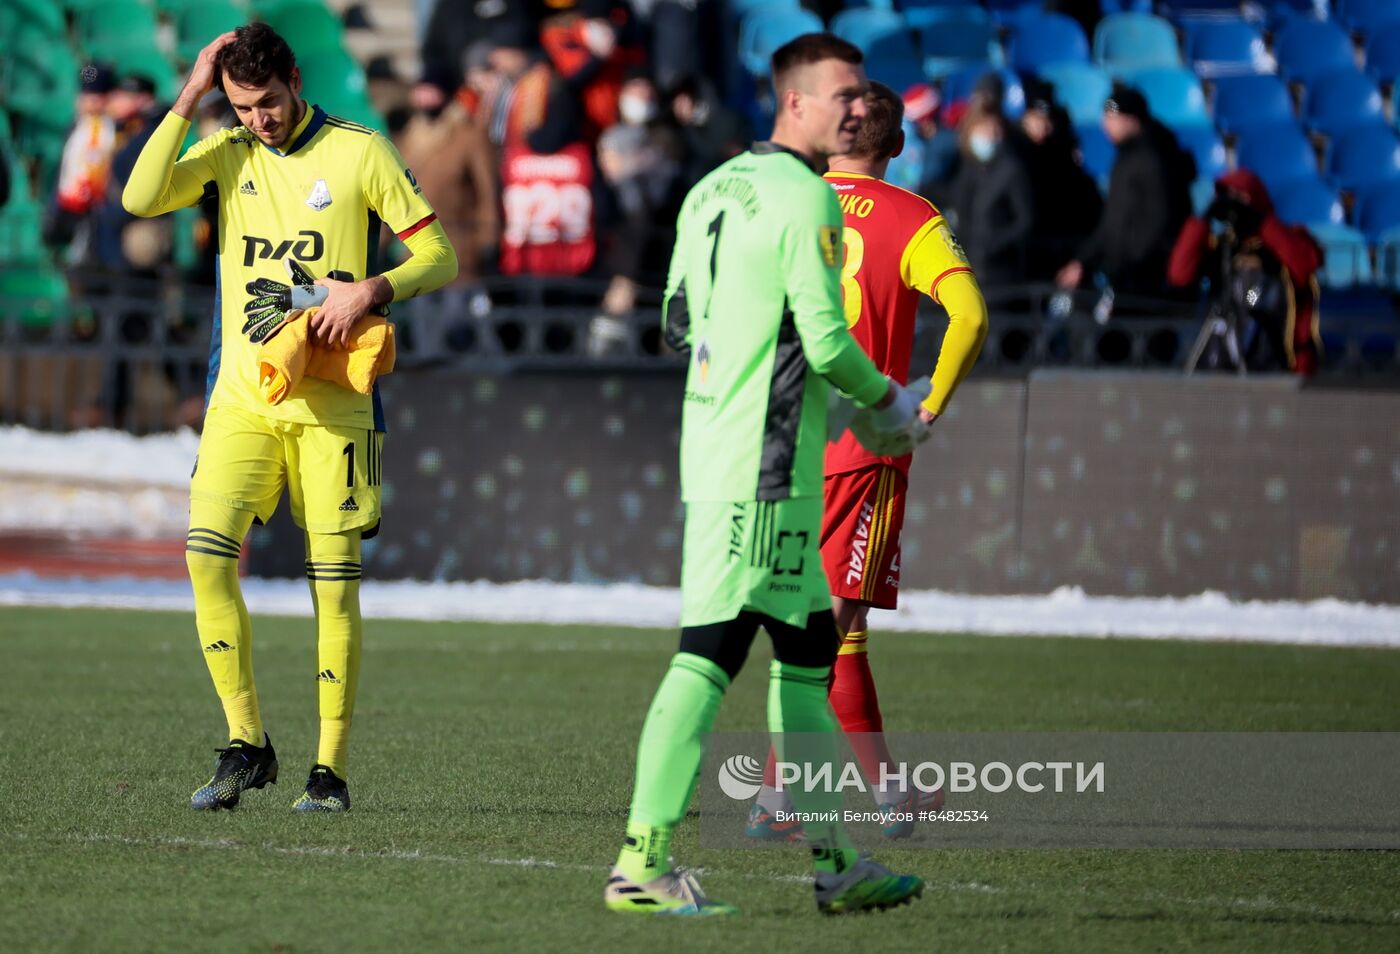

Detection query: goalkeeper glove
xmin=848 ymin=377 xmax=932 ymax=457
xmin=243 ymin=258 xmax=324 ymax=343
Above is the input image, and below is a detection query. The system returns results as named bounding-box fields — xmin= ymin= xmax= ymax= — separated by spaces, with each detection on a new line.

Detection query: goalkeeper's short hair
xmin=218 ymin=22 xmax=296 ymax=92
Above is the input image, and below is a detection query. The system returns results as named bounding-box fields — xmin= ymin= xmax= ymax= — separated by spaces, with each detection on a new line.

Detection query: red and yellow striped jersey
xmin=823 ymin=171 xmax=972 ymax=477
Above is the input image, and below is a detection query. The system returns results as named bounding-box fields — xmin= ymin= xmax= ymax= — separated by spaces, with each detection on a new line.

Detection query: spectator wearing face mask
xmin=595 ymin=72 xmax=684 ymax=320
xmin=667 ymin=74 xmax=749 ymax=191
xmin=96 ymin=73 xmax=166 ymax=271
xmin=950 ymin=104 xmax=1034 ymax=287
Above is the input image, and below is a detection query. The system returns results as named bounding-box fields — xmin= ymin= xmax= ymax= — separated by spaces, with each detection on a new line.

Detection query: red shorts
xmin=820 ymin=465 xmax=907 ymax=610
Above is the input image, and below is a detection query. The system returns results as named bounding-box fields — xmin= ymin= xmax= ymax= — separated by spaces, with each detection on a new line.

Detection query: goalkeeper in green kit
xmin=605 ymin=33 xmax=930 ymax=917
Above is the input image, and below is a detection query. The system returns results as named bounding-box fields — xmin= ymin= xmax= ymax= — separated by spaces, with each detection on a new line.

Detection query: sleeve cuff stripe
xmin=397 ymin=213 xmax=437 ymax=241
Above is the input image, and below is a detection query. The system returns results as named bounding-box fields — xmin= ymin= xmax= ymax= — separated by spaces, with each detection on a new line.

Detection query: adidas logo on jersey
xmin=204 ymin=640 xmax=235 ymax=653
xmin=339 ymin=496 xmax=359 ymax=512
xmin=239 ymin=180 xmax=257 ymax=196
xmin=317 ymin=669 xmax=343 ymax=684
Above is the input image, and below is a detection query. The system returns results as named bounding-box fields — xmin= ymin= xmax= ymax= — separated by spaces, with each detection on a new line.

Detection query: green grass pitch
xmin=2 ymin=606 xmax=1399 ymax=952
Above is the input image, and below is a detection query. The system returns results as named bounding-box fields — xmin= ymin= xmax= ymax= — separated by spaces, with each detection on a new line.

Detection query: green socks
xmin=617 ymin=653 xmax=729 ymax=882
xmin=768 ymin=660 xmax=861 ymax=877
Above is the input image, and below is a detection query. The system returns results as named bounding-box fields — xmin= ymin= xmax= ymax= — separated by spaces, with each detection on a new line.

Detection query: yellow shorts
xmin=192 ymin=405 xmax=383 ymax=534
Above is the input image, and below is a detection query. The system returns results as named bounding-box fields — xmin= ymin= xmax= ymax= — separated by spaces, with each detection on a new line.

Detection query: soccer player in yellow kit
xmin=123 ymin=25 xmax=457 ymax=811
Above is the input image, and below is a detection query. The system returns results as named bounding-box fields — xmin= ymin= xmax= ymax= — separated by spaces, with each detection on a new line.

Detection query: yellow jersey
xmin=131 ymin=104 xmax=436 ymax=430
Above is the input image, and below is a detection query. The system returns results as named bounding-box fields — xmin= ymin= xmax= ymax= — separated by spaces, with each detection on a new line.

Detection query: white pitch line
xmin=10 ymin=831 xmax=1398 ymax=924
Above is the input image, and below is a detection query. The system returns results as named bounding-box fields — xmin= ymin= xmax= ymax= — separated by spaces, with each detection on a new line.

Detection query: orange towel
xmin=257 ymin=307 xmax=396 ymax=405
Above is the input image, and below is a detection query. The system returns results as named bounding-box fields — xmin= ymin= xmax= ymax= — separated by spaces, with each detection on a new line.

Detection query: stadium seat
xmin=1366 ymin=23 xmax=1400 ymax=84
xmin=1272 ymin=176 xmax=1345 ymax=226
xmin=263 ymin=1 xmax=346 ymax=56
xmin=1236 ymin=123 xmax=1319 ymax=191
xmin=1356 ymin=179 xmax=1400 ymax=242
xmin=984 ymin=0 xmax=1042 ymax=25
xmin=1375 ymin=223 xmax=1400 ymax=289
xmin=830 ymin=7 xmax=905 ymax=52
xmin=728 ymin=0 xmax=801 ymax=14
xmin=1211 ymin=74 xmax=1295 ymax=134
xmin=1100 ymin=0 xmax=1153 ymax=12
xmin=77 ymin=1 xmax=160 ymax=53
xmin=1274 ymin=18 xmax=1357 ymax=84
xmin=1126 ymin=67 xmax=1211 ymax=130
xmin=1038 ymin=61 xmax=1112 ymax=126
xmin=1007 ymin=12 xmax=1089 ymax=73
xmin=1303 ymin=70 xmax=1384 ymax=139
xmin=1336 ymin=0 xmax=1400 ymax=34
xmin=864 ymin=31 xmax=927 ymax=92
xmin=1076 ymin=123 xmax=1116 ymax=183
xmin=1328 ymin=124 xmax=1400 ymax=194
xmin=738 ymin=7 xmax=822 ymax=77
xmin=0 ymin=264 xmax=70 ymax=327
xmin=1186 ymin=19 xmax=1273 ymax=77
xmin=177 ymin=3 xmax=250 ymax=66
xmin=1190 ymin=176 xmax=1214 ymax=214
xmin=1093 ymin=13 xmax=1181 ymax=74
xmin=941 ymin=65 xmax=1025 ymax=118
xmin=914 ymin=7 xmax=1001 ymax=79
xmin=1175 ymin=125 xmax=1226 ymax=179
xmin=1307 ymin=223 xmax=1374 ymax=288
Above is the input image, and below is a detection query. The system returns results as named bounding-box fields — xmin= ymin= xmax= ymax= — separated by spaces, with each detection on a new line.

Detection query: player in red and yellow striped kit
xmin=750 ymin=81 xmax=988 ymax=839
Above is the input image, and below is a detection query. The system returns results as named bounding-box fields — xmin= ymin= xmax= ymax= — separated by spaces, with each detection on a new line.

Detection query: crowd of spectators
xmin=28 ymin=0 xmax=1322 ymax=374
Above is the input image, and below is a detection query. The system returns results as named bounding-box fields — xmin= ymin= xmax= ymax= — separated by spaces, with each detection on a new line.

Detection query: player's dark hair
xmin=770 ymin=32 xmax=862 ymax=94
xmin=217 ymin=22 xmax=297 ymax=92
xmin=848 ymin=80 xmax=903 ymax=161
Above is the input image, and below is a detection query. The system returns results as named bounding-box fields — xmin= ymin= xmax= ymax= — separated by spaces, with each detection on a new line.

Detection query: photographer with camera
xmin=1168 ymin=169 xmax=1323 ymax=375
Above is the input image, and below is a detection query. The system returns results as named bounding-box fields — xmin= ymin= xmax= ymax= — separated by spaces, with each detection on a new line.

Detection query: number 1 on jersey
xmin=704 ymin=210 xmax=725 ymax=322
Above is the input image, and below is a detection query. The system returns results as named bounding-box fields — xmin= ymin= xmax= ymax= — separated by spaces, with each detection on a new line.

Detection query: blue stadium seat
xmin=1175 ymin=125 xmax=1226 ymax=178
xmin=1308 ymin=223 xmax=1374 ymax=288
xmin=738 ymin=8 xmax=823 ymax=77
xmin=1328 ymin=124 xmax=1400 ymax=194
xmin=729 ymin=0 xmax=800 ymax=15
xmin=1356 ymin=179 xmax=1400 ymax=242
xmin=1304 ymin=70 xmax=1384 ymax=139
xmin=914 ymin=6 xmax=1001 ymax=78
xmin=1093 ymin=13 xmax=1181 ymax=74
xmin=1155 ymin=0 xmax=1241 ymax=14
xmin=1236 ymin=123 xmax=1319 ymax=191
xmin=1076 ymin=123 xmax=1116 ymax=184
xmin=1190 ymin=176 xmax=1215 ymax=214
xmin=1186 ymin=19 xmax=1272 ymax=77
xmin=1274 ymin=18 xmax=1357 ymax=84
xmin=941 ymin=64 xmax=1026 ymax=118
xmin=1366 ymin=22 xmax=1400 ymax=85
xmin=1375 ymin=223 xmax=1400 ymax=289
xmin=1100 ymin=0 xmax=1152 ymax=12
xmin=984 ymin=0 xmax=1041 ymax=25
xmin=899 ymin=0 xmax=983 ymax=7
xmin=1038 ymin=61 xmax=1112 ymax=126
xmin=830 ymin=7 xmax=905 ymax=52
xmin=1336 ymin=0 xmax=1400 ymax=33
xmin=1212 ymin=74 xmax=1295 ymax=134
xmin=1272 ymin=176 xmax=1345 ymax=226
xmin=864 ymin=30 xmax=928 ymax=91
xmin=1125 ymin=67 xmax=1211 ymax=129
xmin=1008 ymin=12 xmax=1089 ymax=72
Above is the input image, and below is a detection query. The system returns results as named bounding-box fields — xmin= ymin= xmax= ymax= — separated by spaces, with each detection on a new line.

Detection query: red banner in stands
xmin=499 ymin=142 xmax=596 ymax=277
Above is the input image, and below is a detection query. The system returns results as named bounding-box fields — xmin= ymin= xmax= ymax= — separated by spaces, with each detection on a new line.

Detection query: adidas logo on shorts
xmin=339 ymin=496 xmax=358 ymax=512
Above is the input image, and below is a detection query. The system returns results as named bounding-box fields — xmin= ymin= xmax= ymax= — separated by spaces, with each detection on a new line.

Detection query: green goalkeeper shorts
xmin=680 ymin=497 xmax=831 ymax=629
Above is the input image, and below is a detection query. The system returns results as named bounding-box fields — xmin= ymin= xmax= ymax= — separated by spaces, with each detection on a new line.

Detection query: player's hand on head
xmin=187 ymin=32 xmax=239 ymax=99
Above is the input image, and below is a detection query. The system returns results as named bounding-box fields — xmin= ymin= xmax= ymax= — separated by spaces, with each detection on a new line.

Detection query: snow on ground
xmin=3 ymin=426 xmax=1398 ymax=647
xmin=2 ymin=572 xmax=1398 ymax=648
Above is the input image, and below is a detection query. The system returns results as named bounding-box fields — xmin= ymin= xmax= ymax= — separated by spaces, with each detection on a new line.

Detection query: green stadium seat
xmin=4 ymin=0 xmax=66 ymax=36
xmin=177 ymin=3 xmax=250 ymax=66
xmin=78 ymin=3 xmax=163 ymax=61
xmin=262 ymin=2 xmax=345 ymax=56
xmin=102 ymin=44 xmax=182 ymax=101
xmin=0 ymin=265 xmax=70 ymax=327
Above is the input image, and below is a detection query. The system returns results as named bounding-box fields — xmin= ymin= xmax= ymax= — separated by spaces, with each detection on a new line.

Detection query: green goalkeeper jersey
xmin=662 ymin=143 xmax=890 ymax=503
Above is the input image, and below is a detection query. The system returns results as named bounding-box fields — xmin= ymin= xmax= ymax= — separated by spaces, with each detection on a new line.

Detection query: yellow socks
xmin=186 ymin=502 xmax=263 ymax=744
xmin=306 ymin=529 xmax=363 ymax=778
